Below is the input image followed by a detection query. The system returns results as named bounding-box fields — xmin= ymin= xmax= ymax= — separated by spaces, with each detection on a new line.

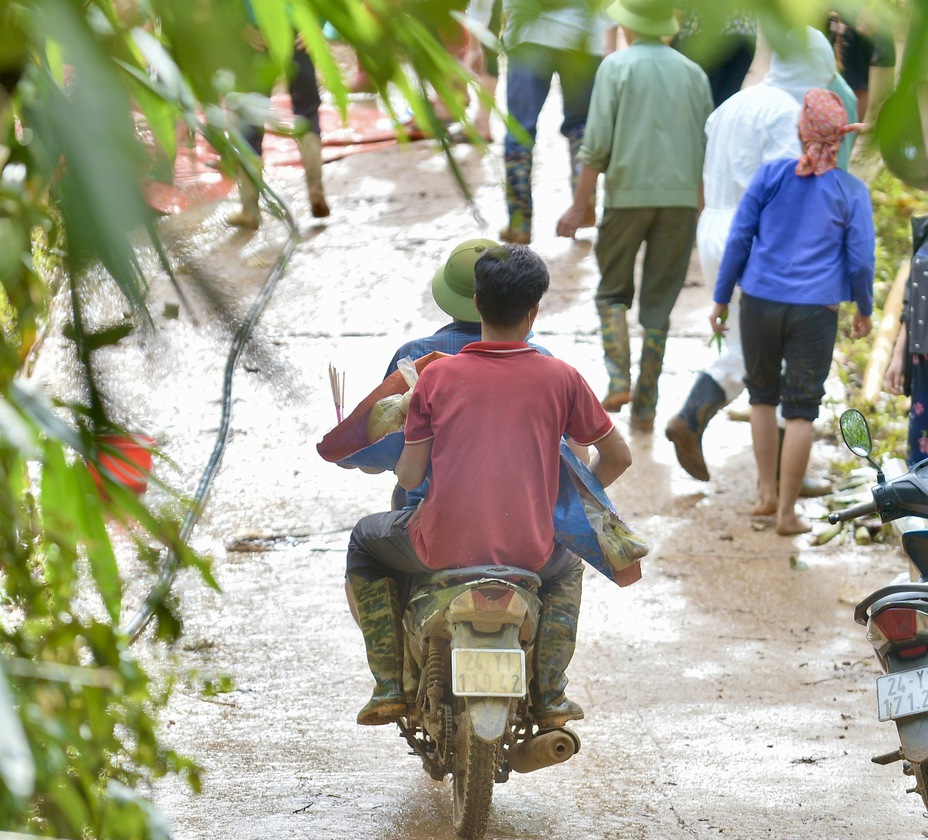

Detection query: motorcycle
xmin=395 ymin=563 xmax=581 ymax=840
xmin=831 ymin=408 xmax=928 ymax=808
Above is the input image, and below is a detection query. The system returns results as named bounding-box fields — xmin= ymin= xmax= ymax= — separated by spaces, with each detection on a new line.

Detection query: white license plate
xmin=451 ymin=648 xmax=526 ymax=698
xmin=876 ymin=667 xmax=928 ymax=721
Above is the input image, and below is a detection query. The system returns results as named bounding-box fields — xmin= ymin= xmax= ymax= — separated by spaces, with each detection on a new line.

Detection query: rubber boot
xmin=664 ymin=372 xmax=727 ymax=481
xmin=531 ymin=566 xmax=584 ymax=729
xmin=226 ymin=167 xmax=260 ymax=229
xmin=566 ymin=128 xmax=596 ymax=228
xmin=298 ymin=132 xmax=330 ymax=218
xmin=501 ymin=149 xmax=532 ymax=244
xmin=596 ymin=301 xmax=631 ymax=412
xmin=349 ymin=575 xmax=406 ymax=725
xmin=631 ymin=329 xmax=668 ymax=431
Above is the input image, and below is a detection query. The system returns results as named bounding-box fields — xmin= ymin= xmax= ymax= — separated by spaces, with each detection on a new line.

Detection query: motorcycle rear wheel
xmin=451 ymin=709 xmax=498 ymax=839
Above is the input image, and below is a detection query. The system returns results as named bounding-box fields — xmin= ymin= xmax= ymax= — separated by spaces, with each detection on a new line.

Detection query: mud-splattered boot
xmin=664 ymin=372 xmax=727 ymax=481
xmin=596 ymin=301 xmax=631 ymax=412
xmin=298 ymin=132 xmax=330 ymax=218
xmin=631 ymin=329 xmax=668 ymax=431
xmin=566 ymin=128 xmax=596 ymax=228
xmin=531 ymin=564 xmax=584 ymax=729
xmin=349 ymin=575 xmax=406 ymax=725
xmin=226 ymin=167 xmax=261 ymax=229
xmin=501 ymin=149 xmax=533 ymax=244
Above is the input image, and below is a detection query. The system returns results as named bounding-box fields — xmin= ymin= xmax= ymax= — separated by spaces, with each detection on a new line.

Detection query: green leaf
xmin=250 ymin=0 xmax=294 ymax=73
xmin=125 ymin=74 xmax=178 ymax=169
xmin=76 ymin=465 xmax=122 ymax=622
xmin=0 ymin=664 xmax=35 ymax=798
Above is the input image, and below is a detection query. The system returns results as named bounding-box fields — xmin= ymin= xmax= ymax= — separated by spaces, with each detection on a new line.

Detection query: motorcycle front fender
xmin=465 ymin=696 xmax=512 ymax=743
xmin=898 ymin=714 xmax=928 ymax=763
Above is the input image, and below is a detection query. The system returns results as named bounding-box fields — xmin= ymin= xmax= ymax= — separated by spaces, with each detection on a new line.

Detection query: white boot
xmin=298 ymin=133 xmax=330 ymax=218
xmin=226 ymin=168 xmax=260 ymax=229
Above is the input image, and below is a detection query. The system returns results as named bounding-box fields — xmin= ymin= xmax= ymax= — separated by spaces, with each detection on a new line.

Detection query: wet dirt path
xmin=31 ymin=75 xmax=928 ymax=839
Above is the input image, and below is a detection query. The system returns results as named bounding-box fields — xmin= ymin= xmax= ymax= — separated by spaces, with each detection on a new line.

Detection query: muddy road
xmin=32 ymin=73 xmax=928 ymax=839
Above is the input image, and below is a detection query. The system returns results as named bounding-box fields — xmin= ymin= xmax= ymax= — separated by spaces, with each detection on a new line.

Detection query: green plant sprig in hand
xmin=708 ymin=308 xmax=727 ymax=354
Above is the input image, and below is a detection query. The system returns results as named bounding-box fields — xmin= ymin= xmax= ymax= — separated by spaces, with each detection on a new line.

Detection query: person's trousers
xmin=346 ymin=509 xmax=581 ymax=591
xmin=503 ymin=43 xmax=600 ymax=156
xmin=594 ymin=206 xmax=697 ymax=331
xmin=243 ymin=47 xmax=322 ymax=155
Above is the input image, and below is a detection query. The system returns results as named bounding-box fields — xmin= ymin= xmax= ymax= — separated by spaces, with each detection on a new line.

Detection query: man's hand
xmin=242 ymin=23 xmax=267 ymax=52
xmin=556 ymin=206 xmax=586 ymax=239
xmin=853 ymin=311 xmax=872 ymax=339
xmin=709 ymin=302 xmax=729 ymax=336
xmin=886 ymin=323 xmax=908 ymax=395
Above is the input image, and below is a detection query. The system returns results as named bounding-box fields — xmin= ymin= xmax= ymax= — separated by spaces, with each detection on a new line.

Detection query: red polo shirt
xmin=404 ymin=342 xmax=614 ymax=570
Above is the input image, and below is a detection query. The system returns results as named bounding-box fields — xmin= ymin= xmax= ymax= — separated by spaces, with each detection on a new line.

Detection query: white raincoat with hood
xmin=697 ymin=26 xmax=857 ymax=399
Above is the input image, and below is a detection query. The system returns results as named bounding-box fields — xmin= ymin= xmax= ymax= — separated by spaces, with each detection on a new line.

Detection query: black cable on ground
xmin=123 ymin=181 xmax=301 ymax=644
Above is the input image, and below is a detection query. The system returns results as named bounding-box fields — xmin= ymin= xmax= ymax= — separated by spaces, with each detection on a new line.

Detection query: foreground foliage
xmin=0 ymin=0 xmax=926 ymax=836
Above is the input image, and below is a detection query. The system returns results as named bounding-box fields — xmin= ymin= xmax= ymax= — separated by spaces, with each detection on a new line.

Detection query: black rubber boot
xmin=665 ymin=372 xmax=727 ymax=480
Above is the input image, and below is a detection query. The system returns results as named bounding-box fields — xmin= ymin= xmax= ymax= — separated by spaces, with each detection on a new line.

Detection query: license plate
xmin=451 ymin=648 xmax=526 ymax=698
xmin=876 ymin=667 xmax=928 ymax=721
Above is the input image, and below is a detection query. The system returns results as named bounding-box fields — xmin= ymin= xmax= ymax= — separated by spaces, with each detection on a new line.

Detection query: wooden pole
xmin=862 ymin=260 xmax=910 ymax=404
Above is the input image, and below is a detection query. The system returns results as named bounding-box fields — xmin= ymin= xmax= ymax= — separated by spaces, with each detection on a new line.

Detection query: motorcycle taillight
xmin=873 ymin=607 xmax=918 ymax=642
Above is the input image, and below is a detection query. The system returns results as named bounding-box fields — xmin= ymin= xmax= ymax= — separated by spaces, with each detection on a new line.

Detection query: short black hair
xmin=473 ymin=245 xmax=550 ymax=327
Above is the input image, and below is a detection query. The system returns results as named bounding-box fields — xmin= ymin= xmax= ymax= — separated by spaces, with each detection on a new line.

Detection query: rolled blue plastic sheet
xmin=336 ymin=431 xmax=405 ymax=471
xmin=554 ymin=441 xmax=613 ymax=578
xmin=554 ymin=439 xmax=643 ymax=586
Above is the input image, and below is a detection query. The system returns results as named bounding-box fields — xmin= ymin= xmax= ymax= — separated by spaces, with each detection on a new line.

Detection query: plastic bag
xmin=579 ymin=491 xmax=650 ymax=574
xmin=366 ymin=356 xmax=419 ymax=443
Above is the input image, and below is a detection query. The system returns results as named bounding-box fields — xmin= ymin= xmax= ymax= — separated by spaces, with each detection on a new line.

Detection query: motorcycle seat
xmin=424 ymin=565 xmax=542 ymax=591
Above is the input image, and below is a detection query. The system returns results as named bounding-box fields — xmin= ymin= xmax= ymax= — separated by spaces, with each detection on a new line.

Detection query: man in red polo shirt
xmin=346 ymin=244 xmax=631 ymax=726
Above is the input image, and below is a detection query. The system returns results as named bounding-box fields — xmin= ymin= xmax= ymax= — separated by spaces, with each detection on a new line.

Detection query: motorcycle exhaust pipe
xmin=508 ymin=728 xmax=579 ymax=774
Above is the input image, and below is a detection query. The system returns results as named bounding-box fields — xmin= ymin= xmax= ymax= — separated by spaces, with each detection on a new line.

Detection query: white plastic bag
xmin=366 ymin=356 xmax=419 ymax=443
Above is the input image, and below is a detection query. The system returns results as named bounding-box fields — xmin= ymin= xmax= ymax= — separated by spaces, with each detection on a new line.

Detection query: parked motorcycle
xmin=395 ymin=564 xmax=581 ymax=840
xmin=831 ymin=408 xmax=928 ymax=808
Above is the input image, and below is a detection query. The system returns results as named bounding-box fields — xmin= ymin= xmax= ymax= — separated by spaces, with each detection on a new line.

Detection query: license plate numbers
xmin=876 ymin=668 xmax=928 ymax=721
xmin=451 ymin=648 xmax=526 ymax=698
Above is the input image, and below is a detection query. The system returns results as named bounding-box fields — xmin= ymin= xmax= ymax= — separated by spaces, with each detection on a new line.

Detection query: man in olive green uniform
xmin=557 ymin=0 xmax=712 ymax=431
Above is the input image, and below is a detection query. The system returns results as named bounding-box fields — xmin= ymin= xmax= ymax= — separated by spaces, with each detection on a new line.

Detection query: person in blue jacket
xmin=710 ymin=88 xmax=874 ymax=537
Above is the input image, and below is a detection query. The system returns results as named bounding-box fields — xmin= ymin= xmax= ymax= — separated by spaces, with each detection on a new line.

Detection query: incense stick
xmin=328 ymin=363 xmax=345 ymax=424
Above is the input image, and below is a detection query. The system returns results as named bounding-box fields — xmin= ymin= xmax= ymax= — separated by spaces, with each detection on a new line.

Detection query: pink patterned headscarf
xmin=795 ymin=88 xmax=864 ymax=176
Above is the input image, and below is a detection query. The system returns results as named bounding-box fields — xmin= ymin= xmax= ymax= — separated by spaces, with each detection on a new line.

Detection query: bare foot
xmin=748 ymin=499 xmax=777 ymax=516
xmin=776 ymin=515 xmax=812 ymax=536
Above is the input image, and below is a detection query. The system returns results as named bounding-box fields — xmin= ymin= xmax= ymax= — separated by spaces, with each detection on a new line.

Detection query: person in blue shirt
xmin=710 ymin=88 xmax=874 ymax=537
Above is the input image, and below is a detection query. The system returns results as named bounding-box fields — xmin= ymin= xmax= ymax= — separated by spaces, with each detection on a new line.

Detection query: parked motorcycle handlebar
xmin=828 ymin=498 xmax=878 ymax=524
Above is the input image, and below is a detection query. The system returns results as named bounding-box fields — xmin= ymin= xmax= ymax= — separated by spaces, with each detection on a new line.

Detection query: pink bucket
xmin=89 ymin=433 xmax=155 ymax=496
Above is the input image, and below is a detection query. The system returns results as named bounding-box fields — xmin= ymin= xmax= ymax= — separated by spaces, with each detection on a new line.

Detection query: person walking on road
xmin=709 ymin=88 xmax=874 ymax=536
xmin=497 ymin=0 xmax=614 ymax=245
xmin=228 ymin=12 xmax=330 ymax=229
xmin=556 ymin=0 xmax=712 ymax=432
xmin=664 ymin=26 xmax=858 ymax=483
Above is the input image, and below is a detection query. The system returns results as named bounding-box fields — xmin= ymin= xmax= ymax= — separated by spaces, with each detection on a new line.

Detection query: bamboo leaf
xmin=250 ymin=0 xmax=294 ymax=73
xmin=75 ymin=463 xmax=123 ymax=622
xmin=0 ymin=664 xmax=36 ymax=798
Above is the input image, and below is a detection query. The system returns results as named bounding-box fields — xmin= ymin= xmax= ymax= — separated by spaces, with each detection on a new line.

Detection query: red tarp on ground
xmin=144 ymin=96 xmax=420 ymax=215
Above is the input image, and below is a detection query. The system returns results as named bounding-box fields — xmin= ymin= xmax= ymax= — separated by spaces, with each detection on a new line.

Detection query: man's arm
xmin=395 ymin=439 xmax=433 ymax=491
xmin=588 ymin=427 xmax=631 ymax=488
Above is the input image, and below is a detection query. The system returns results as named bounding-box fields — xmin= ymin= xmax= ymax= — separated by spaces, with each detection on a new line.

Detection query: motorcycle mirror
xmin=840 ymin=409 xmax=872 ymax=457
xmin=839 ymin=409 xmax=884 ymax=481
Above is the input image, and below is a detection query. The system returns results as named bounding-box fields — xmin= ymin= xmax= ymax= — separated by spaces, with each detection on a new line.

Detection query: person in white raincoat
xmin=665 ymin=25 xmax=858 ymax=483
